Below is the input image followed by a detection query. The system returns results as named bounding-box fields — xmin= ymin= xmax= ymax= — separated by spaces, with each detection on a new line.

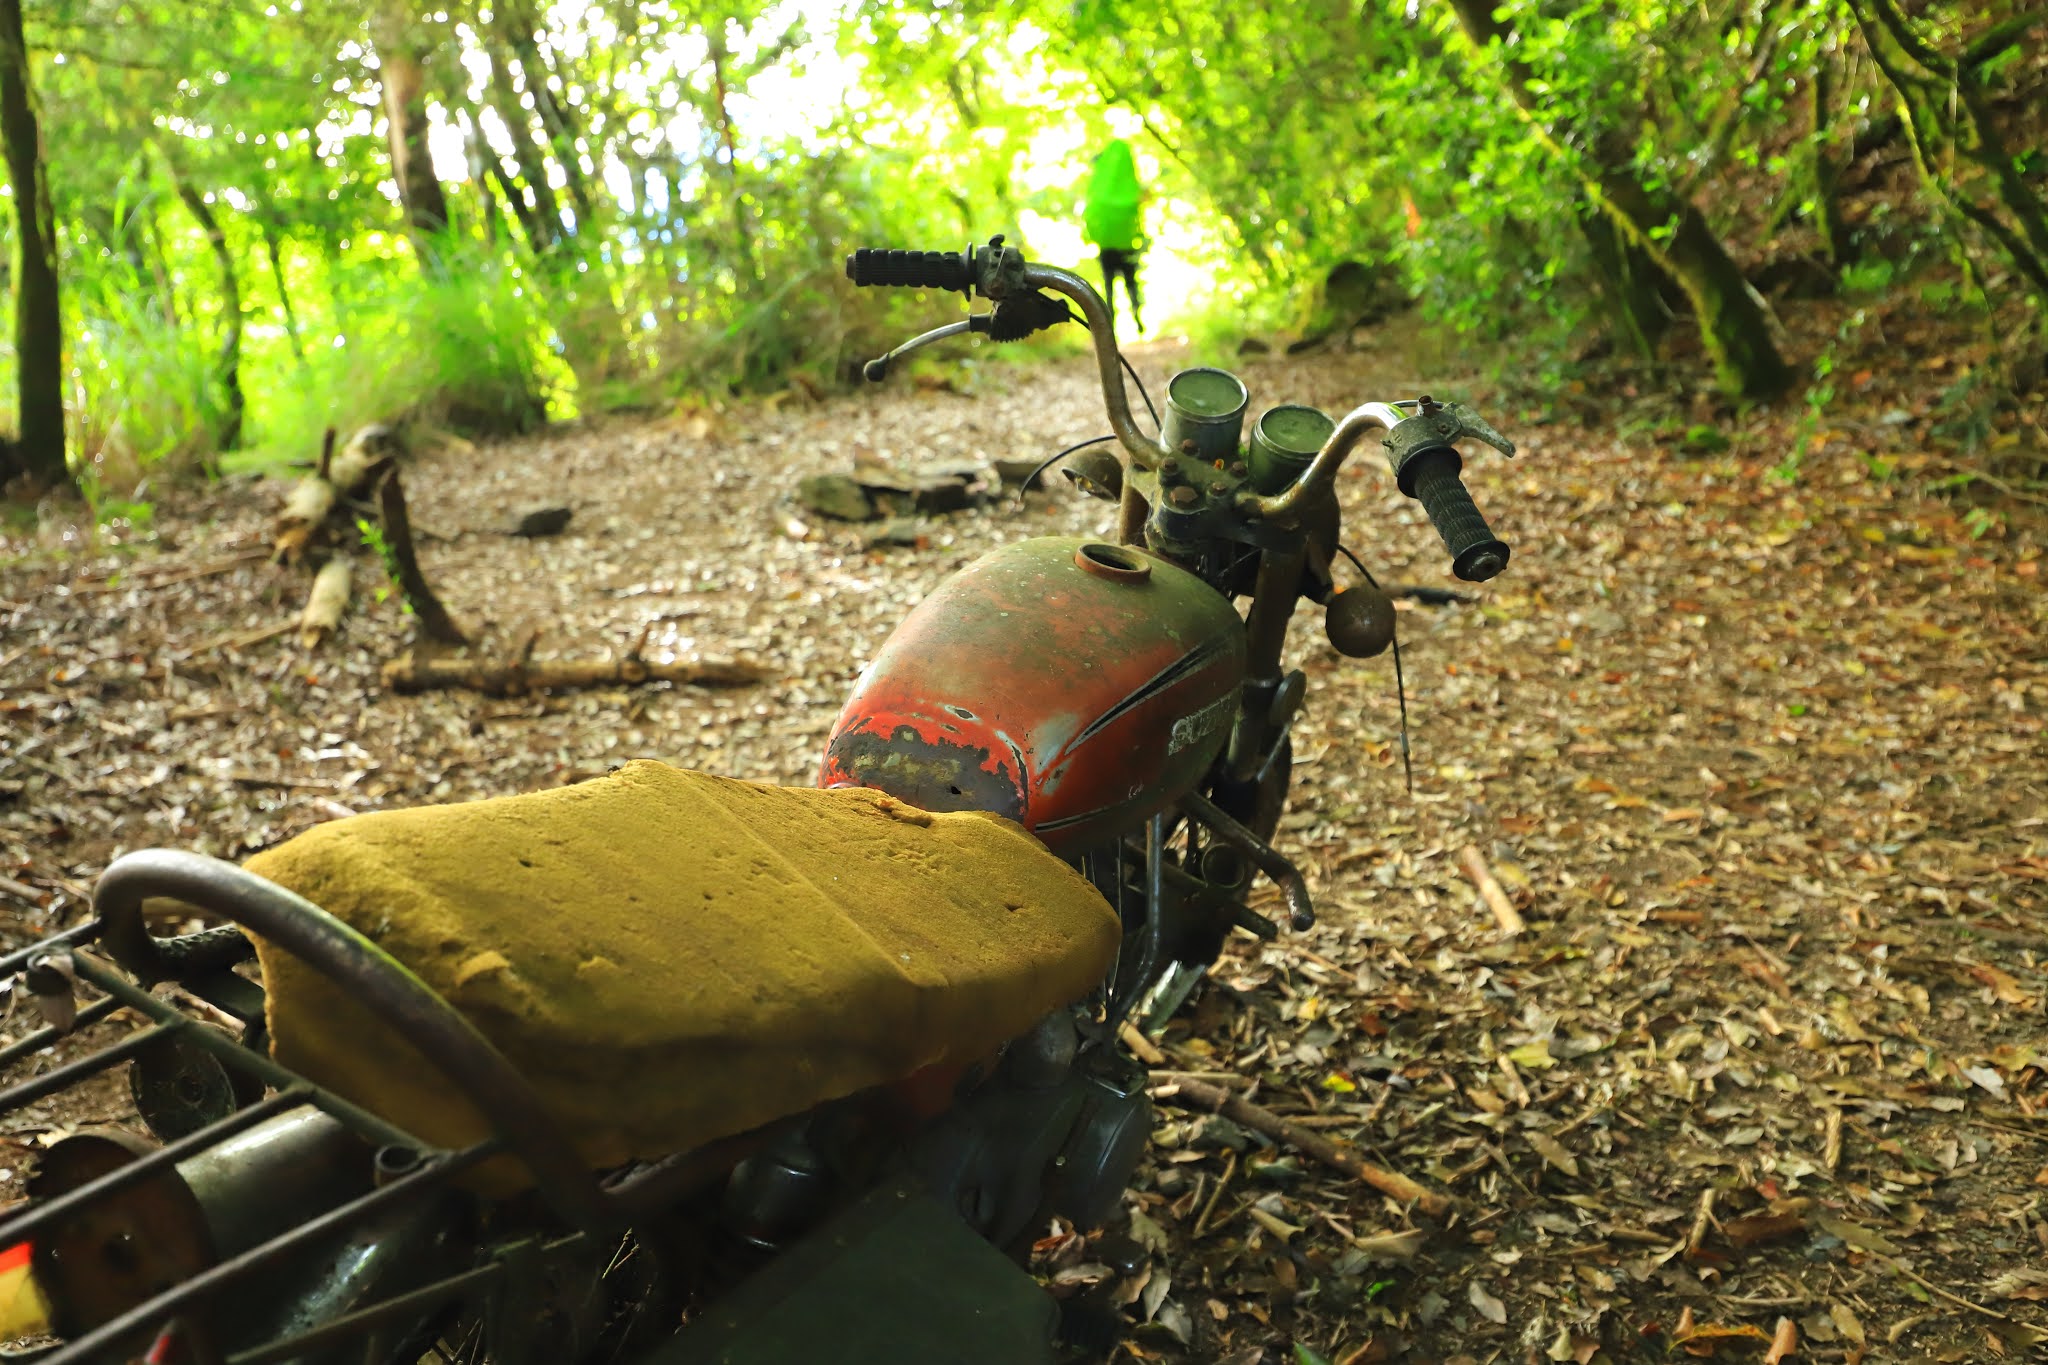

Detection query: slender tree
xmin=375 ymin=3 xmax=452 ymax=248
xmin=1447 ymin=0 xmax=1796 ymax=401
xmin=0 ymin=0 xmax=65 ymax=488
xmin=170 ymin=171 xmax=246 ymax=452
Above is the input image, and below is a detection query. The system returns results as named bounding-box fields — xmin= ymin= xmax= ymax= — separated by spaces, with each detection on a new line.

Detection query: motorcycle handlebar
xmin=1404 ymin=451 xmax=1510 ymax=582
xmin=845 ymin=247 xmax=976 ymax=292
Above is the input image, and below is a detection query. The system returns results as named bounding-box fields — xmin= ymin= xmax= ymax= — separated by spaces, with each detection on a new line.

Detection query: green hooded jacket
xmin=1083 ymin=140 xmax=1142 ymax=252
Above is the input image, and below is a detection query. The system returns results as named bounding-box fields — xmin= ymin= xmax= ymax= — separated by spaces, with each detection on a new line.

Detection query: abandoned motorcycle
xmin=0 ymin=236 xmax=1515 ymax=1364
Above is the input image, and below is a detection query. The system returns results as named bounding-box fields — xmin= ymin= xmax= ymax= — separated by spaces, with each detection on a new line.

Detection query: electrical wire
xmin=1119 ymin=351 xmax=1160 ymax=433
xmin=1015 ymin=433 xmax=1118 ymax=507
xmin=1337 ymin=543 xmax=1413 ymax=797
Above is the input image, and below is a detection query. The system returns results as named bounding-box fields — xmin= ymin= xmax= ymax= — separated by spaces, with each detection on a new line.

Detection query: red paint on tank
xmin=821 ymin=537 xmax=1246 ymax=854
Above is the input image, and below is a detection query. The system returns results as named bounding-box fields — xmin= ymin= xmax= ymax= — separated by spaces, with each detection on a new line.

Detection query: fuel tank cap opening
xmin=1075 ymin=543 xmax=1151 ymax=582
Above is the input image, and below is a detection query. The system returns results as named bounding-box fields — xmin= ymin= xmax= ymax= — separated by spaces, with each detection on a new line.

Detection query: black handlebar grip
xmin=845 ymin=248 xmax=973 ymax=292
xmin=1407 ymin=450 xmax=1510 ymax=582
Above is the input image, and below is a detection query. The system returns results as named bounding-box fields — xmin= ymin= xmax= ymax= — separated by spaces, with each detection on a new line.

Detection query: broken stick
xmin=373 ymin=468 xmax=467 ymax=645
xmin=1460 ymin=844 xmax=1526 ymax=936
xmin=383 ymin=650 xmax=767 ymax=697
xmin=299 ymin=559 xmax=351 ymax=648
xmin=1153 ymin=1073 xmax=1455 ymax=1219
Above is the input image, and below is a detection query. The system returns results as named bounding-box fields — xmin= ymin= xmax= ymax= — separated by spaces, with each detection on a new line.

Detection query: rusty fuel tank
xmin=821 ymin=537 xmax=1246 ymax=854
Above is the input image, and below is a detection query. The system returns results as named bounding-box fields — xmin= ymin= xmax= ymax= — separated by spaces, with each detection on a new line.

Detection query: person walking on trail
xmin=1084 ymin=139 xmax=1144 ymax=334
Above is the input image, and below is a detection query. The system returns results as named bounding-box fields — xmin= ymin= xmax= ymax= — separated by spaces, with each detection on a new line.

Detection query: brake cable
xmin=1015 ymin=433 xmax=1118 ymax=507
xmin=1119 ymin=352 xmax=1160 ymax=433
xmin=1338 ymin=543 xmax=1414 ymax=797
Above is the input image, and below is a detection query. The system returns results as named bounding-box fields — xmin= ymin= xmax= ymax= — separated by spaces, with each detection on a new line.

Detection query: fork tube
xmin=1228 ymin=546 xmax=1305 ymax=780
xmin=1116 ymin=481 xmax=1147 ymax=546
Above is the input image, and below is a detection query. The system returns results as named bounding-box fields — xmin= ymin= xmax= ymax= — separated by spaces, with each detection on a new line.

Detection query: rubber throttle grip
xmin=1406 ymin=450 xmax=1510 ymax=582
xmin=845 ymin=248 xmax=973 ymax=292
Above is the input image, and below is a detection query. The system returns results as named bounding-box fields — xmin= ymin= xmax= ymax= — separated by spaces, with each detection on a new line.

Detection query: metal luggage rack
xmin=0 ymin=850 xmax=715 ymax=1365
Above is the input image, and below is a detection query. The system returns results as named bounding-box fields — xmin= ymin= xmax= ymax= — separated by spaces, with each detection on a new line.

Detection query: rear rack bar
xmin=43 ymin=1136 xmax=500 ymax=1365
xmin=0 ymin=995 xmax=122 ymax=1070
xmin=0 ymin=1088 xmax=305 ymax=1252
xmin=91 ymin=851 xmax=613 ymax=1231
xmin=0 ymin=920 xmax=101 ymax=978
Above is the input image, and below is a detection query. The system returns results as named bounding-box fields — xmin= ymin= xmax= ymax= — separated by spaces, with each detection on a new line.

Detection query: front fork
xmin=1101 ymin=540 xmax=1321 ymax=1033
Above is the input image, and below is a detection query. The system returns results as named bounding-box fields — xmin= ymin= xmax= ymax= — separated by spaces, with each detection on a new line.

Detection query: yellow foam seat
xmin=244 ymin=761 xmax=1120 ymax=1173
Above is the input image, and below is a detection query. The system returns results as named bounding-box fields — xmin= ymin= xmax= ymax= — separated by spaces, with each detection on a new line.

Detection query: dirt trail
xmin=2 ymin=328 xmax=2045 ymax=1363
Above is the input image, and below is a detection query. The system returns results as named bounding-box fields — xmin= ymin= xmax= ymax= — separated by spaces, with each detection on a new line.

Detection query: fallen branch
xmin=373 ymin=468 xmax=467 ymax=645
xmin=1153 ymin=1074 xmax=1456 ymax=1219
xmin=298 ymin=559 xmax=351 ymax=648
xmin=190 ymin=620 xmax=296 ymax=655
xmin=274 ymin=429 xmax=341 ymax=566
xmin=1460 ymin=844 xmax=1526 ymax=936
xmin=1119 ymin=1020 xmax=1167 ymax=1066
xmin=74 ymin=548 xmax=269 ymax=594
xmin=383 ymin=648 xmax=769 ymax=697
xmin=272 ymin=426 xmax=396 ymax=565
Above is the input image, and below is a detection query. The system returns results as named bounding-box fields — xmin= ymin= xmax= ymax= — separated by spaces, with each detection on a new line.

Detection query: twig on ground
xmin=382 ymin=650 xmax=768 ymax=697
xmin=1886 ymin=1258 xmax=2008 ymax=1320
xmin=1686 ymin=1187 xmax=1718 ymax=1258
xmin=1192 ymin=1151 xmax=1237 ymax=1238
xmin=1154 ymin=1074 xmax=1456 ymax=1218
xmin=1460 ymin=845 xmax=1526 ymax=936
xmin=1119 ymin=1021 xmax=1167 ymax=1066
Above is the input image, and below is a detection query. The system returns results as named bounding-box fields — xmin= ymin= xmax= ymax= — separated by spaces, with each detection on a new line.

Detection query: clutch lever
xmin=861 ymin=290 xmax=1077 ymax=383
xmin=861 ymin=318 xmax=986 ymax=383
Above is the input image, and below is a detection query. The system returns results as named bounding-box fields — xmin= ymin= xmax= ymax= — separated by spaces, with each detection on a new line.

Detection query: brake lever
xmin=1404 ymin=398 xmax=1516 ymax=459
xmin=861 ymin=317 xmax=988 ymax=383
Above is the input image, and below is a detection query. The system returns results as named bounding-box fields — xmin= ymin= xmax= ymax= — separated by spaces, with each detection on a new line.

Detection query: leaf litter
xmin=3 ymin=317 xmax=2046 ymax=1363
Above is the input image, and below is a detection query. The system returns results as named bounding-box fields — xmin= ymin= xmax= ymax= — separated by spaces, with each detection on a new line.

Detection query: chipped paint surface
xmin=820 ymin=537 xmax=1246 ymax=853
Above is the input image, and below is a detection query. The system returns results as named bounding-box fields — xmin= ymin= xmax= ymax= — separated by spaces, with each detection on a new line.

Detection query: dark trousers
xmin=1098 ymin=249 xmax=1142 ymax=332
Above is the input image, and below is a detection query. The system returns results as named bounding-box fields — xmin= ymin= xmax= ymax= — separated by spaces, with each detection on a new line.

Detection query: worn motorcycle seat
xmin=243 ymin=760 xmax=1120 ymax=1181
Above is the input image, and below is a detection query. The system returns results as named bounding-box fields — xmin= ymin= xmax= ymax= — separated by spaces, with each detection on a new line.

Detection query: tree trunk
xmin=495 ymin=3 xmax=594 ymax=226
xmin=706 ymin=28 xmax=758 ymax=282
xmin=459 ymin=112 xmax=503 ymax=245
xmin=483 ymin=42 xmax=564 ymax=250
xmin=171 ymin=175 xmax=246 ymax=453
xmin=0 ymin=0 xmax=65 ymax=489
xmin=261 ymin=220 xmax=305 ymax=364
xmin=1448 ymin=0 xmax=1796 ymax=401
xmin=1577 ymin=204 xmax=1674 ymax=359
xmin=1807 ymin=58 xmax=1855 ymax=270
xmin=375 ymin=6 xmax=452 ymax=248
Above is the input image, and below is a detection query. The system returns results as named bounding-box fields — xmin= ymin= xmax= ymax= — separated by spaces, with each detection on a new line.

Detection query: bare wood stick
xmin=1154 ymin=1074 xmax=1455 ymax=1218
xmin=73 ymin=549 xmax=268 ymax=594
xmin=274 ymin=476 xmax=338 ymax=565
xmin=299 ymin=558 xmax=351 ymax=648
xmin=373 ymin=468 xmax=467 ymax=645
xmin=1885 ymin=1258 xmax=2008 ymax=1320
xmin=189 ymin=620 xmax=296 ymax=656
xmin=1685 ymin=1186 xmax=1717 ymax=1258
xmin=1461 ymin=845 xmax=1526 ymax=936
xmin=316 ymin=426 xmax=336 ymax=480
xmin=1119 ymin=1020 xmax=1167 ymax=1066
xmin=1192 ymin=1150 xmax=1236 ymax=1238
xmin=1823 ymin=1107 xmax=1843 ymax=1172
xmin=382 ymin=651 xmax=768 ymax=697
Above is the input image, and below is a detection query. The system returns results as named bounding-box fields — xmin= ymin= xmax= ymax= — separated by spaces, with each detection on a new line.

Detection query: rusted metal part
xmin=1178 ymin=790 xmax=1315 ymax=931
xmin=27 ymin=1128 xmax=219 ymax=1339
xmin=33 ymin=1138 xmax=497 ymax=1365
xmin=91 ymin=850 xmax=613 ymax=1233
xmin=1325 ymin=581 xmax=1396 ymax=658
xmin=822 ymin=536 xmax=1246 ymax=855
xmin=1239 ymin=400 xmax=1409 ymax=524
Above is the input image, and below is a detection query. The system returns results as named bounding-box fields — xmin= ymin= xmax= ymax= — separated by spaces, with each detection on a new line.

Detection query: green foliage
xmin=355 ymin=514 xmax=402 ymax=608
xmin=0 ymin=0 xmax=2039 ymax=490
